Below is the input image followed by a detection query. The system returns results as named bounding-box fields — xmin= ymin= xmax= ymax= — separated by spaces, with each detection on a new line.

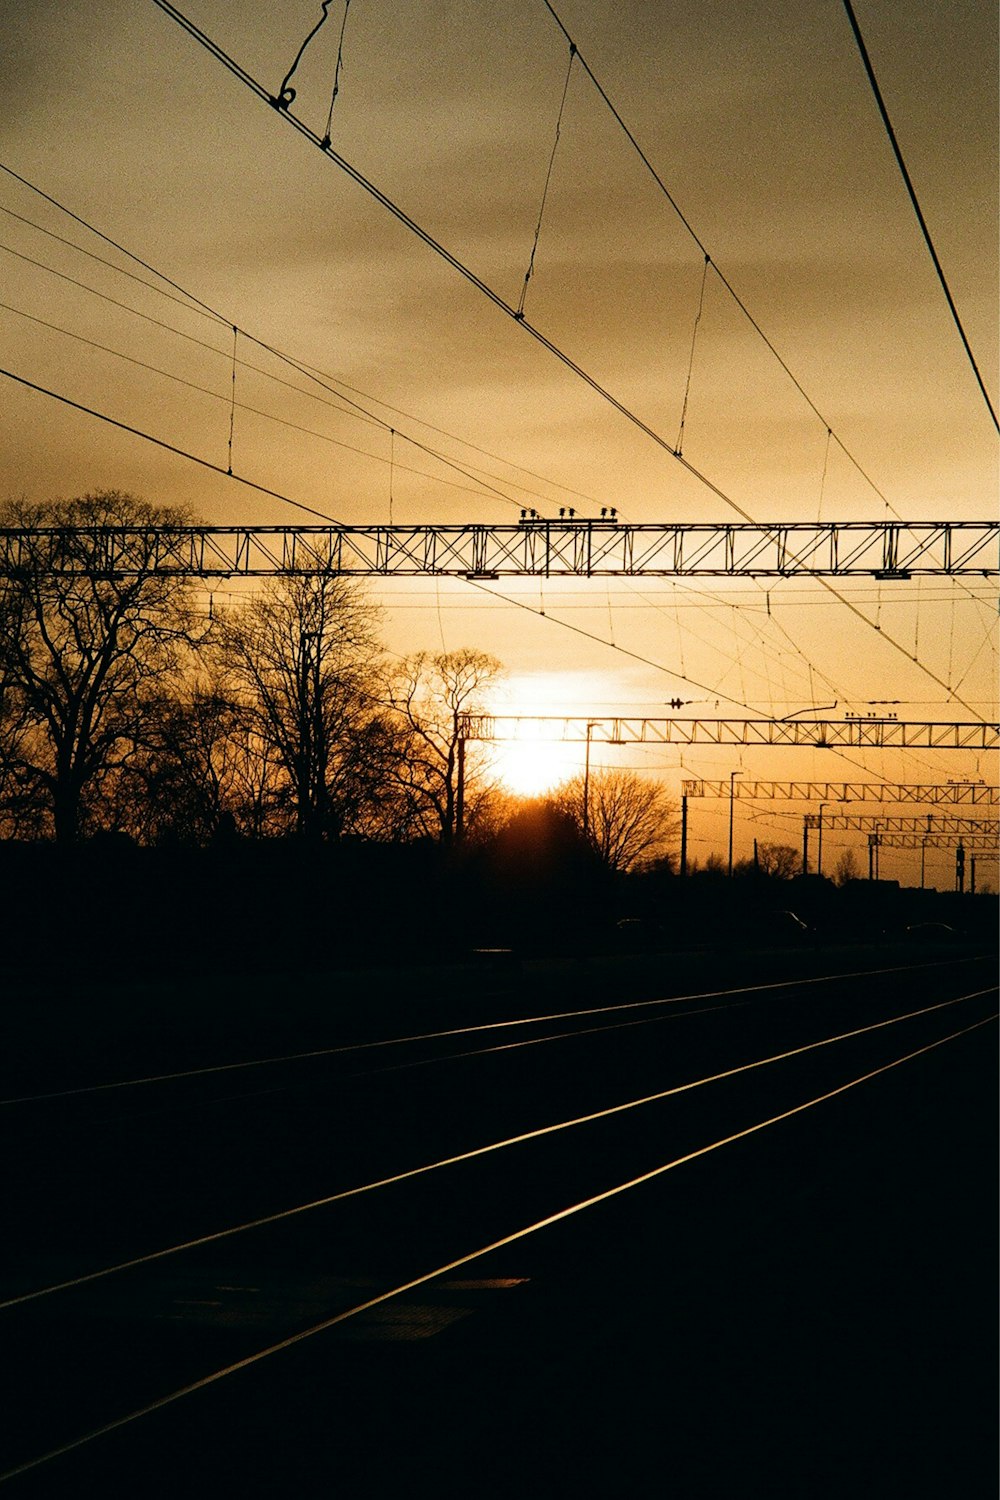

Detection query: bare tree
xmin=755 ymin=842 xmax=800 ymax=879
xmin=212 ymin=569 xmax=387 ymax=840
xmin=384 ymin=649 xmax=503 ymax=844
xmin=557 ymin=768 xmax=677 ymax=872
xmin=108 ymin=688 xmax=248 ymax=846
xmin=0 ymin=491 xmax=199 ymax=842
xmin=833 ymin=847 xmax=862 ymax=886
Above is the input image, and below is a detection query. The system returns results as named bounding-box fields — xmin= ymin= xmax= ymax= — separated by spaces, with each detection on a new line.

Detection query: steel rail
xmin=2 ymin=1007 xmax=993 ymax=1483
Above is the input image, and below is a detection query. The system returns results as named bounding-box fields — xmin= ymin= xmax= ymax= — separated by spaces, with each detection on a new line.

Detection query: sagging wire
xmin=676 ymin=254 xmax=709 ymax=455
xmin=517 ymin=42 xmax=576 ymax=320
xmin=226 ymin=324 xmax=237 ymax=475
xmin=148 ymin=0 xmax=991 ymax=719
xmin=388 ymin=427 xmax=395 ymax=524
xmin=321 ymin=0 xmax=352 ymax=147
xmin=818 ymin=427 xmax=832 ymax=521
xmin=841 ymin=0 xmax=998 ymax=431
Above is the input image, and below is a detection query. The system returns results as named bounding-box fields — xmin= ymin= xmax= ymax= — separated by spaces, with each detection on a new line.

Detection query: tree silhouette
xmin=212 ymin=567 xmax=386 ymax=840
xmin=384 ymin=649 xmax=503 ymax=844
xmin=557 ymin=768 xmax=677 ymax=872
xmin=833 ymin=847 xmax=862 ymax=886
xmin=0 ymin=491 xmax=198 ymax=842
xmin=754 ymin=842 xmax=801 ymax=879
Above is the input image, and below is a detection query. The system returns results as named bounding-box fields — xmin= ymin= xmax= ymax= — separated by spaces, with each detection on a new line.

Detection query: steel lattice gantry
xmin=459 ymin=717 xmax=1000 ymax=750
xmin=803 ymin=814 xmax=998 ymax=834
xmin=0 ymin=519 xmax=997 ymax=577
xmin=681 ymin=780 xmax=1000 ymax=804
xmin=867 ymin=833 xmax=998 ymax=851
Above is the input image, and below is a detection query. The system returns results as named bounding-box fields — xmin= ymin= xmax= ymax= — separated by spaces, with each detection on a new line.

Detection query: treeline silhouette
xmin=1 ymin=492 xmax=989 ymax=977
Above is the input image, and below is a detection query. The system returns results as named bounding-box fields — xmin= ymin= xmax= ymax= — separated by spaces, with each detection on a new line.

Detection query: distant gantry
xmin=803 ymin=815 xmax=997 ymax=835
xmin=460 ymin=717 xmax=1000 ymax=751
xmin=681 ymin=780 xmax=1000 ymax=804
xmin=0 ymin=519 xmax=996 ymax=578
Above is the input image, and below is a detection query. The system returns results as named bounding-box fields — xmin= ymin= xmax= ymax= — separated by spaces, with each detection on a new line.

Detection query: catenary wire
xmin=840 ymin=0 xmax=998 ymax=430
xmin=0 ymin=356 xmax=806 ymax=710
xmin=3 ymin=181 xmax=989 ymax=712
xmin=142 ymin=1 xmax=994 ymax=721
xmin=0 ymin=241 xmax=539 ymax=513
xmin=0 ymin=300 xmax=523 ymax=507
xmin=0 ymin=176 xmax=608 ymax=513
xmin=537 ymin=0 xmax=923 ymax=517
xmin=9 ymin=183 xmax=989 ymax=655
xmin=0 ymin=367 xmax=341 ymax=524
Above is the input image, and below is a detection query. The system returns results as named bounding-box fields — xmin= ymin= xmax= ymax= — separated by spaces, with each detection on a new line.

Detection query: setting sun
xmin=490 ymin=738 xmax=580 ymax=798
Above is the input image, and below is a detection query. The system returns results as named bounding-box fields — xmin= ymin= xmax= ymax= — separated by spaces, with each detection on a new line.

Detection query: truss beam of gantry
xmin=681 ymin=780 xmax=999 ymax=804
xmin=868 ymin=833 xmax=998 ymax=851
xmin=803 ymin=815 xmax=998 ymax=834
xmin=460 ymin=717 xmax=1000 ymax=750
xmin=0 ymin=520 xmax=997 ymax=578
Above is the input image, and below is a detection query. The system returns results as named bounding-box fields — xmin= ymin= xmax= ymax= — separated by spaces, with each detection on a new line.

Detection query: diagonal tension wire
xmin=147 ymin=0 xmax=992 ymax=721
xmin=539 ymin=0 xmax=932 ymax=520
xmin=539 ymin=0 xmax=993 ymax=631
xmin=226 ymin=323 xmax=237 ymax=474
xmin=0 ymin=198 xmax=533 ymax=511
xmin=0 ymin=164 xmax=226 ymax=328
xmin=322 ymin=0 xmax=352 ymax=147
xmin=517 ymin=42 xmax=576 ymax=319
xmin=0 ymin=300 xmax=520 ymax=505
xmin=464 ymin=577 xmax=761 ymax=711
xmin=0 ymin=366 xmax=341 ymax=523
xmin=676 ymin=254 xmax=710 ymax=454
xmin=841 ymin=0 xmax=998 ymax=432
xmin=148 ymin=0 xmax=740 ymax=509
xmin=0 ymin=181 xmax=602 ymax=510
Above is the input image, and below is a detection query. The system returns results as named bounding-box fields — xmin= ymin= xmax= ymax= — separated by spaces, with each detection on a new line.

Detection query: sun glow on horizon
xmin=489 ymin=737 xmax=581 ymax=799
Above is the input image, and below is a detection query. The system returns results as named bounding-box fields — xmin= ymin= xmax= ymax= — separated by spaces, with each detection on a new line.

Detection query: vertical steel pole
xmin=455 ymin=731 xmax=465 ymax=843
xmin=817 ymin=804 xmax=826 ymax=876
xmin=583 ymin=723 xmax=593 ymax=839
xmin=680 ymin=794 xmax=688 ymax=878
xmin=728 ymin=770 xmax=738 ymax=877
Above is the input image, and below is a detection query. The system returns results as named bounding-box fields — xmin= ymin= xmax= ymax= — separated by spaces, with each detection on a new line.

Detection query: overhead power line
xmin=0 ymin=178 xmax=609 ymax=512
xmin=0 ymin=191 xmax=546 ymax=515
xmin=146 ymin=0 xmax=759 ymax=524
xmin=144 ymin=1 xmax=994 ymax=723
xmin=0 ymin=366 xmax=339 ymax=522
xmin=841 ymin=0 xmax=999 ymax=431
xmin=538 ymin=0 xmax=910 ymax=515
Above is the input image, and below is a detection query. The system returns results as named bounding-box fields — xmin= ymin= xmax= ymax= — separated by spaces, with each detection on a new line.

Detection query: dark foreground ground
xmin=2 ymin=943 xmax=996 ymax=1498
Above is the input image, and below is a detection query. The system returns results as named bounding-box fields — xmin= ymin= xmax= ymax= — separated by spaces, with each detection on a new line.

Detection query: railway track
xmin=0 ymin=954 xmax=996 ymax=1489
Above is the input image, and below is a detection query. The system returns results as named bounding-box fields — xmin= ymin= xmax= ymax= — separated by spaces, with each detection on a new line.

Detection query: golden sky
xmin=1 ymin=0 xmax=997 ymax=884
